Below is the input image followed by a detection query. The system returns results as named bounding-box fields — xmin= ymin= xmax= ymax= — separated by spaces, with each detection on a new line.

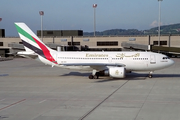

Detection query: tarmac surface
xmin=0 ymin=58 xmax=180 ymax=120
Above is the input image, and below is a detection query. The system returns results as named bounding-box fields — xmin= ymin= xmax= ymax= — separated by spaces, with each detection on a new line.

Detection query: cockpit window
xmin=162 ymin=57 xmax=170 ymax=59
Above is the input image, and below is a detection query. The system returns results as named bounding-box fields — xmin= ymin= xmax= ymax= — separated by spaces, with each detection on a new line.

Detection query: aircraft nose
xmin=169 ymin=59 xmax=174 ymax=66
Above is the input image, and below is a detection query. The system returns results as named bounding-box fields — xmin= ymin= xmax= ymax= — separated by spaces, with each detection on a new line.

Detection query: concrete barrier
xmin=0 ymin=57 xmax=13 ymax=61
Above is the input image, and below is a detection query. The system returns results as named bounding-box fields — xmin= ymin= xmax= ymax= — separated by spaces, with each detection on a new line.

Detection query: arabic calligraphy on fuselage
xmin=116 ymin=53 xmax=140 ymax=58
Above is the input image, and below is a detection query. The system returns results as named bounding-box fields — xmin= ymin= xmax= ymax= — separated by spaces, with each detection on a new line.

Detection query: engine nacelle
xmin=104 ymin=67 xmax=126 ymax=78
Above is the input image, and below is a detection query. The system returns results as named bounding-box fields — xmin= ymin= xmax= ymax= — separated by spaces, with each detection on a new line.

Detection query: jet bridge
xmin=121 ymin=42 xmax=180 ymax=57
xmin=121 ymin=42 xmax=151 ymax=51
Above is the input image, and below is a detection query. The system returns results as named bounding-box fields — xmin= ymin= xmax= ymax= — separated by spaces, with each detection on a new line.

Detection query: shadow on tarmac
xmin=152 ymin=74 xmax=180 ymax=78
xmin=61 ymin=72 xmax=180 ymax=82
xmin=61 ymin=72 xmax=90 ymax=77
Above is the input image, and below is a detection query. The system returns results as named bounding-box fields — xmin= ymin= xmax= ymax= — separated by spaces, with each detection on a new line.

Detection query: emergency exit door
xmin=150 ymin=55 xmax=156 ymax=64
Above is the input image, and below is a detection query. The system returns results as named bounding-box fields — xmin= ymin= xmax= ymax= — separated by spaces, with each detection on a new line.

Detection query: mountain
xmin=84 ymin=29 xmax=144 ymax=36
xmin=144 ymin=23 xmax=180 ymax=35
xmin=83 ymin=23 xmax=180 ymax=36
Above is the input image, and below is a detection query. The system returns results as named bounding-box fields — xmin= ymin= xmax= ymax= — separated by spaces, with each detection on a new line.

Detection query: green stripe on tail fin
xmin=15 ymin=23 xmax=36 ymax=44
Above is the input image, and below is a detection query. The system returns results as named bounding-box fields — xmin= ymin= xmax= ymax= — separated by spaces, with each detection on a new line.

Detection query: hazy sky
xmin=0 ymin=0 xmax=180 ymax=36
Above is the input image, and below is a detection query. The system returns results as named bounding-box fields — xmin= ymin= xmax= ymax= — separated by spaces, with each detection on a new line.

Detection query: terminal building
xmin=1 ymin=29 xmax=180 ymax=57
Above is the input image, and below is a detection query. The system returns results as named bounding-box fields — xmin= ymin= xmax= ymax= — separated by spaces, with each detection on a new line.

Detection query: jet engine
xmin=103 ymin=67 xmax=126 ymax=78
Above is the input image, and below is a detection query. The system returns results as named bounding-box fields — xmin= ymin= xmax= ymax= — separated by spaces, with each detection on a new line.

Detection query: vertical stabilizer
xmin=15 ymin=22 xmax=57 ymax=64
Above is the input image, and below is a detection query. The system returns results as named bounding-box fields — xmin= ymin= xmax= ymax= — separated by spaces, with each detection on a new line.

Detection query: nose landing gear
xmin=148 ymin=71 xmax=153 ymax=78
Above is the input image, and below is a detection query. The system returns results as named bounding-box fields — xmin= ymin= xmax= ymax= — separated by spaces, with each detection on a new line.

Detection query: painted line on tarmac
xmin=0 ymin=99 xmax=26 ymax=111
xmin=79 ymin=80 xmax=129 ymax=120
xmin=39 ymin=99 xmax=47 ymax=104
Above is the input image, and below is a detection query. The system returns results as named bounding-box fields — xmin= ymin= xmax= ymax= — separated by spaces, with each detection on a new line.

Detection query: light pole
xmin=0 ymin=18 xmax=2 ymax=29
xmin=158 ymin=0 xmax=163 ymax=46
xmin=93 ymin=4 xmax=97 ymax=36
xmin=39 ymin=11 xmax=44 ymax=41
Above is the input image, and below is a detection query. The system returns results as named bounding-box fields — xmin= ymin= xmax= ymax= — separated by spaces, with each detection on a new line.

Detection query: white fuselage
xmin=38 ymin=51 xmax=174 ymax=72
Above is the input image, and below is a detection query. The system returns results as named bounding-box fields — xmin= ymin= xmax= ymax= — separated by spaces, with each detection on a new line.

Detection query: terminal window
xmin=153 ymin=41 xmax=167 ymax=45
xmin=97 ymin=41 xmax=118 ymax=46
xmin=0 ymin=42 xmax=3 ymax=46
xmin=47 ymin=31 xmax=53 ymax=34
xmin=68 ymin=42 xmax=80 ymax=45
xmin=160 ymin=41 xmax=167 ymax=45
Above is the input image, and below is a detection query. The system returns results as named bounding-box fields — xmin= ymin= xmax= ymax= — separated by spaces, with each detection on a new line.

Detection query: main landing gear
xmin=89 ymin=72 xmax=100 ymax=79
xmin=89 ymin=70 xmax=100 ymax=79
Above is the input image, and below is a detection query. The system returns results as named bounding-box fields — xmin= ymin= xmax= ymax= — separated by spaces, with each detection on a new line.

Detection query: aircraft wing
xmin=60 ymin=63 xmax=125 ymax=71
xmin=6 ymin=52 xmax=17 ymax=56
xmin=18 ymin=54 xmax=38 ymax=59
xmin=17 ymin=51 xmax=38 ymax=59
xmin=7 ymin=52 xmax=38 ymax=59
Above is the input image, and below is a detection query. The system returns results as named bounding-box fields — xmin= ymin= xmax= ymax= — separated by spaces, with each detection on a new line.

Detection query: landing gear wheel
xmin=149 ymin=74 xmax=153 ymax=78
xmin=93 ymin=75 xmax=99 ymax=79
xmin=94 ymin=72 xmax=99 ymax=79
xmin=88 ymin=73 xmax=99 ymax=79
xmin=148 ymin=71 xmax=153 ymax=78
xmin=89 ymin=71 xmax=100 ymax=79
xmin=89 ymin=75 xmax=94 ymax=79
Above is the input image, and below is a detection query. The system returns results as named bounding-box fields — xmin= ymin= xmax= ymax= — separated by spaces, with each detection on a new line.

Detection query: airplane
xmin=15 ymin=22 xmax=174 ymax=79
